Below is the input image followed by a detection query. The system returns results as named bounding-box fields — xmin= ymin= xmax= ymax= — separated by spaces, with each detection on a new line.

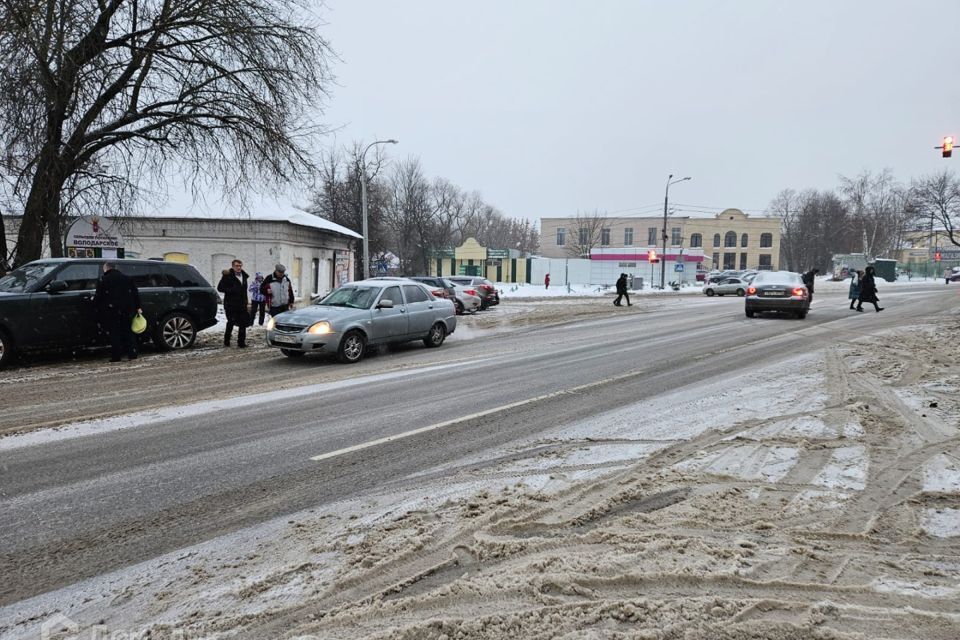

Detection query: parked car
xmin=446 ymin=276 xmax=499 ymax=308
xmin=703 ymin=277 xmax=749 ymax=297
xmin=0 ymin=258 xmax=219 ymax=367
xmin=946 ymin=267 xmax=960 ymax=283
xmin=408 ymin=276 xmax=456 ymax=301
xmin=745 ymin=271 xmax=810 ymax=319
xmin=265 ymin=278 xmax=456 ymax=363
xmin=707 ymin=270 xmax=742 ymax=284
xmin=450 ymin=283 xmax=482 ymax=314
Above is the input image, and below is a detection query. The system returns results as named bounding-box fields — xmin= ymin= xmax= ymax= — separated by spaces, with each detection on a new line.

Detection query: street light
xmin=662 ymin=174 xmax=691 ymax=289
xmin=360 ymin=138 xmax=398 ymax=278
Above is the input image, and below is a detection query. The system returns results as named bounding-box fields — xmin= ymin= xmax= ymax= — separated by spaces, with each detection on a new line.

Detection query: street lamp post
xmin=662 ymin=174 xmax=691 ymax=289
xmin=360 ymin=139 xmax=398 ymax=278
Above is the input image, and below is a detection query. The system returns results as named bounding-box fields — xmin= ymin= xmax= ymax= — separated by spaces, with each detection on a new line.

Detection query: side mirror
xmin=376 ymin=298 xmax=394 ymax=309
xmin=46 ymin=280 xmax=68 ymax=293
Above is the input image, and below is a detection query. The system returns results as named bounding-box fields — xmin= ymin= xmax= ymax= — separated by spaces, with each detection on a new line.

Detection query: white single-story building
xmin=3 ymin=210 xmax=362 ymax=301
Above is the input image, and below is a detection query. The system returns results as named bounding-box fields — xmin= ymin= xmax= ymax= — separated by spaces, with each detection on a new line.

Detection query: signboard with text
xmin=65 ymin=216 xmax=124 ymax=258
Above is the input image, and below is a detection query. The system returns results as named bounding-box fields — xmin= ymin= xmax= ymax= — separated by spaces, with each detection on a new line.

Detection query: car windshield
xmin=753 ymin=271 xmax=801 ymax=285
xmin=317 ymin=286 xmax=377 ymax=309
xmin=0 ymin=263 xmax=59 ymax=293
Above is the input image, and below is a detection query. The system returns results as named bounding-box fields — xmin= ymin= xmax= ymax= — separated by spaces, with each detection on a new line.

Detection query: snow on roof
xmin=139 ymin=207 xmax=362 ymax=239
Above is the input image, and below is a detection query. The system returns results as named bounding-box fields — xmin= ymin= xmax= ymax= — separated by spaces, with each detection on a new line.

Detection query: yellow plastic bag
xmin=131 ymin=313 xmax=147 ymax=334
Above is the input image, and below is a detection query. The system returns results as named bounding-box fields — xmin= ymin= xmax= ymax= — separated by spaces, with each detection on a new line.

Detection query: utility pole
xmin=360 ymin=139 xmax=398 ymax=279
xmin=662 ymin=174 xmax=691 ymax=289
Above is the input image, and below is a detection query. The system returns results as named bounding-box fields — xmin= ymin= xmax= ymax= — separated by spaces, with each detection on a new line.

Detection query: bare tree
xmin=1 ymin=0 xmax=333 ymax=265
xmin=839 ymin=169 xmax=916 ymax=259
xmin=911 ymin=169 xmax=960 ymax=248
xmin=566 ymin=209 xmax=608 ymax=258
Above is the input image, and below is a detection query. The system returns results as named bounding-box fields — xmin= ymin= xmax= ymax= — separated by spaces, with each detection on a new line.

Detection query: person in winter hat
xmin=613 ymin=273 xmax=632 ymax=307
xmin=217 ymin=259 xmax=249 ymax=347
xmin=848 ymin=270 xmax=862 ymax=311
xmin=248 ymin=272 xmax=267 ymax=326
xmin=261 ymin=263 xmax=296 ymax=318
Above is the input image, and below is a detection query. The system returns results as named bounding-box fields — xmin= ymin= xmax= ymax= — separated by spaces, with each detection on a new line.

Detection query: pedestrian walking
xmin=613 ymin=273 xmax=632 ymax=307
xmin=855 ymin=266 xmax=884 ymax=313
xmin=217 ymin=259 xmax=249 ymax=347
xmin=248 ymin=272 xmax=267 ymax=326
xmin=544 ymin=273 xmax=550 ymax=290
xmin=262 ymin=263 xmax=295 ymax=317
xmin=848 ymin=270 xmax=862 ymax=310
xmin=93 ymin=262 xmax=142 ymax=362
xmin=802 ymin=268 xmax=819 ymax=301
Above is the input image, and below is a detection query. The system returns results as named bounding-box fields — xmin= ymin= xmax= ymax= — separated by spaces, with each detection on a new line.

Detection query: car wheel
xmin=0 ymin=328 xmax=15 ymax=368
xmin=423 ymin=322 xmax=446 ymax=348
xmin=455 ymin=299 xmax=464 ymax=315
xmin=153 ymin=312 xmax=197 ymax=351
xmin=745 ymin=309 xmax=755 ymax=318
xmin=337 ymin=330 xmax=366 ymax=364
xmin=736 ymin=289 xmax=745 ymax=297
xmin=280 ymin=348 xmax=304 ymax=358
xmin=705 ymin=289 xmax=715 ymax=296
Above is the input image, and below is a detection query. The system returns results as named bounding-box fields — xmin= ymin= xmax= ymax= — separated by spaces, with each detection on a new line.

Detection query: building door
xmin=740 ymin=253 xmax=748 ymax=270
xmin=292 ymin=257 xmax=302 ymax=301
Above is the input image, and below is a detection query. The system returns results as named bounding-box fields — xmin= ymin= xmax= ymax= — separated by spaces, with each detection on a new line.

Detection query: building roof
xmin=138 ymin=208 xmax=363 ymax=239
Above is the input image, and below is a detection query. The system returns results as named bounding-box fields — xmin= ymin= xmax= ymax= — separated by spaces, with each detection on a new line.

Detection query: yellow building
xmin=539 ymin=208 xmax=781 ymax=271
xmin=428 ymin=237 xmax=531 ymax=283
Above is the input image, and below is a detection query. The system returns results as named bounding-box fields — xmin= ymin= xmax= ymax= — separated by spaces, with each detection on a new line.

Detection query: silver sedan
xmin=266 ymin=279 xmax=457 ymax=363
xmin=703 ymin=277 xmax=749 ymax=297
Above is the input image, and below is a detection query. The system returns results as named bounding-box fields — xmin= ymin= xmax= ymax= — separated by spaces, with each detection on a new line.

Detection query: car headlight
xmin=308 ymin=321 xmax=332 ymax=335
xmin=266 ymin=317 xmax=276 ymax=330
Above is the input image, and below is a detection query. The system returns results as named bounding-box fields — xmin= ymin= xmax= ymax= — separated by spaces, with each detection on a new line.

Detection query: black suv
xmin=0 ymin=258 xmax=219 ymax=367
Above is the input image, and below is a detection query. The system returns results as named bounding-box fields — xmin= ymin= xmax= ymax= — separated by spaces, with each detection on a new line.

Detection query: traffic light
xmin=935 ymin=251 xmax=942 ymax=262
xmin=647 ymin=249 xmax=659 ymax=263
xmin=944 ymin=136 xmax=954 ymax=158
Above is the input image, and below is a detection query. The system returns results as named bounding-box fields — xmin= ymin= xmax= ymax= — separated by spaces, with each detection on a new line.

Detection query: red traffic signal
xmin=943 ymin=136 xmax=954 ymax=158
xmin=935 ymin=251 xmax=942 ymax=262
xmin=647 ymin=249 xmax=658 ymax=263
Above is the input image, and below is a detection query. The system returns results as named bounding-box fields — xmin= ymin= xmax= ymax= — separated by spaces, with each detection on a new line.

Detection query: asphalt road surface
xmin=0 ymin=285 xmax=956 ymax=606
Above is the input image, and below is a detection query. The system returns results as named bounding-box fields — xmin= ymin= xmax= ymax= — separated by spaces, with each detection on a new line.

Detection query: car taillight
xmin=481 ymin=285 xmax=493 ymax=292
xmin=792 ymin=287 xmax=806 ymax=296
xmin=429 ymin=288 xmax=444 ymax=298
xmin=464 ymin=289 xmax=477 ymax=296
xmin=747 ymin=286 xmax=756 ymax=295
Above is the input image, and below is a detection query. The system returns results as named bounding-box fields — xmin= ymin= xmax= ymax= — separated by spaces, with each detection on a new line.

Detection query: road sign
xmin=674 ymin=263 xmax=684 ymax=272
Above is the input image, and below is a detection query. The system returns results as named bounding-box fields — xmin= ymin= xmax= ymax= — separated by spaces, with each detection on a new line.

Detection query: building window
xmin=724 ymin=231 xmax=737 ymax=247
xmin=579 ymin=227 xmax=590 ymax=246
xmin=723 ymin=252 xmax=736 ymax=269
xmin=671 ymin=227 xmax=681 ymax=246
xmin=758 ymin=254 xmax=772 ymax=269
xmin=556 ymin=227 xmax=566 ymax=246
xmin=163 ymin=252 xmax=189 ymax=263
xmin=741 ymin=233 xmax=749 ymax=248
xmin=601 ymin=228 xmax=611 ymax=246
xmin=648 ymin=227 xmax=658 ymax=246
xmin=713 ymin=233 xmax=721 ymax=248
xmin=760 ymin=233 xmax=773 ymax=248
xmin=740 ymin=252 xmax=748 ymax=270
xmin=624 ymin=227 xmax=634 ymax=246
xmin=712 ymin=252 xmax=720 ymax=267
xmin=690 ymin=233 xmax=702 ymax=248
xmin=312 ymin=258 xmax=320 ymax=294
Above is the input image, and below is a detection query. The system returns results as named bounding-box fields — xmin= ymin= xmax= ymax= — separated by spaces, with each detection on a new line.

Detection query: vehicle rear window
xmin=164 ymin=264 xmax=206 ymax=287
xmin=117 ymin=263 xmax=164 ymax=288
xmin=402 ymin=284 xmax=430 ymax=303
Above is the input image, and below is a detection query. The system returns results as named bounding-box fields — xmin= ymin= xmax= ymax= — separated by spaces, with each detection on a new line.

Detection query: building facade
xmin=539 ymin=208 xmax=781 ymax=271
xmin=4 ymin=211 xmax=361 ymax=301
xmin=427 ymin=237 xmax=531 ymax=283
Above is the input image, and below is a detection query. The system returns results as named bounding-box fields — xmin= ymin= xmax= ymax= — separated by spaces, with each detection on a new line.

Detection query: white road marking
xmin=309 ymin=369 xmax=644 ymax=462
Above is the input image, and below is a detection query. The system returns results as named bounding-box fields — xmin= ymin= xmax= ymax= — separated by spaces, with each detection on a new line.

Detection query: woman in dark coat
xmin=217 ymin=259 xmax=249 ymax=346
xmin=856 ymin=266 xmax=883 ymax=313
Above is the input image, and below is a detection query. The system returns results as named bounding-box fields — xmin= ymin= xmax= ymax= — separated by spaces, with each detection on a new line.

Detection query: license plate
xmin=273 ymin=334 xmax=298 ymax=344
xmin=765 ymin=290 xmax=785 ymax=297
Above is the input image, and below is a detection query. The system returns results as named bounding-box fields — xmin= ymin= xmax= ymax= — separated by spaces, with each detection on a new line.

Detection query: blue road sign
xmin=674 ymin=263 xmax=684 ymax=272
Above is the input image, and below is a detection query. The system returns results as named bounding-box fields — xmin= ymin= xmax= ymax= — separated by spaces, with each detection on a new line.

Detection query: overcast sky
xmin=312 ymin=0 xmax=960 ymax=221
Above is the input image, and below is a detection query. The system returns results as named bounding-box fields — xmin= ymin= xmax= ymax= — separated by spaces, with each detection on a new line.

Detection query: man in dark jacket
xmin=855 ymin=266 xmax=883 ymax=313
xmin=94 ymin=262 xmax=142 ymax=362
xmin=261 ymin=263 xmax=295 ymax=318
xmin=801 ymin=269 xmax=819 ymax=301
xmin=217 ymin=259 xmax=249 ymax=347
xmin=613 ymin=273 xmax=632 ymax=307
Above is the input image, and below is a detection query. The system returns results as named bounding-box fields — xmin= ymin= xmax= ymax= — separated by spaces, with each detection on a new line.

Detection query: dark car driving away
xmin=0 ymin=258 xmax=219 ymax=367
xmin=744 ymin=270 xmax=810 ymax=319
